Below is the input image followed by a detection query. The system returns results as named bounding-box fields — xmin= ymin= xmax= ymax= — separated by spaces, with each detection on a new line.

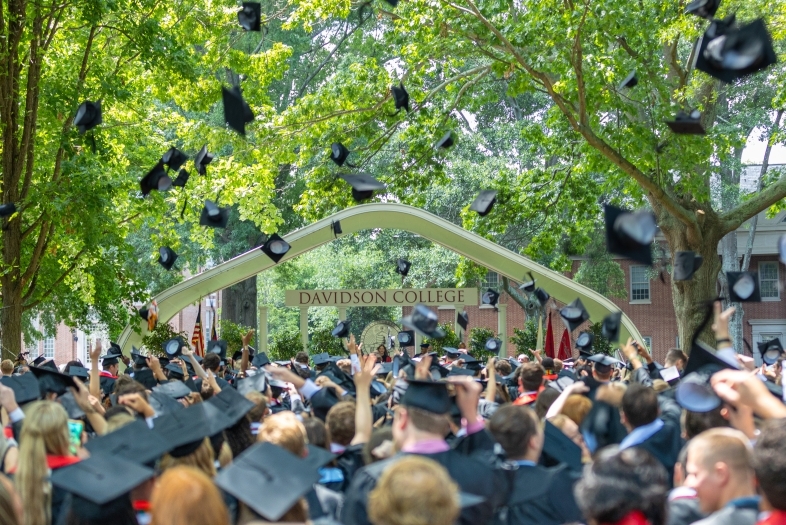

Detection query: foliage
xmin=423 ymin=323 xmax=461 ymax=355
xmin=573 ymin=233 xmax=628 ymax=299
xmin=269 ymin=329 xmax=304 ymax=362
xmin=141 ymin=323 xmax=190 ymax=357
xmin=468 ymin=326 xmax=497 ymax=360
xmin=219 ymin=319 xmax=254 ymax=357
xmin=510 ymin=319 xmax=539 ymax=358
xmin=586 ymin=322 xmax=614 ymax=356
xmin=308 ymin=326 xmax=346 ymax=355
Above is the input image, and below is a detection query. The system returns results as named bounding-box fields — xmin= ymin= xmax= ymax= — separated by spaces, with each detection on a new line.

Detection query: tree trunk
xmin=1 ymin=219 xmax=23 ymax=360
xmin=222 ymin=276 xmax=258 ymax=329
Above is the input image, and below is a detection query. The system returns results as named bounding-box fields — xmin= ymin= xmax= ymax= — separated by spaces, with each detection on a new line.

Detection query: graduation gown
xmin=493 ymin=463 xmax=583 ymax=525
xmin=336 ymin=444 xmax=366 ymax=491
xmin=342 ymin=450 xmax=500 ymax=525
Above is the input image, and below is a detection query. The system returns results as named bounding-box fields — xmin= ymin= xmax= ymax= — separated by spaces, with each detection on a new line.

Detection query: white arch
xmin=117 ymin=203 xmax=643 ymax=351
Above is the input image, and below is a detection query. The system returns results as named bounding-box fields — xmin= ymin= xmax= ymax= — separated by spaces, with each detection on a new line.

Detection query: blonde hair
xmin=105 ymin=412 xmax=136 ymax=433
xmin=257 ymin=412 xmax=307 ymax=456
xmin=0 ymin=360 xmax=13 ymax=376
xmin=159 ymin=438 xmax=217 ymax=478
xmin=16 ymin=401 xmax=70 ymax=525
xmin=0 ymin=475 xmax=21 ymax=525
xmin=368 ymin=456 xmax=460 ymax=525
xmin=151 ymin=466 xmax=229 ymax=525
xmin=561 ymin=394 xmax=593 ymax=426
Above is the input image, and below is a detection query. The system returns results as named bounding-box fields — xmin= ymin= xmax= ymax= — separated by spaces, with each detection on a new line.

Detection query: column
xmin=497 ymin=303 xmax=507 ymax=358
xmin=338 ymin=307 xmax=347 ymax=321
xmin=299 ymin=307 xmax=309 ymax=353
xmin=258 ymin=306 xmax=268 ymax=354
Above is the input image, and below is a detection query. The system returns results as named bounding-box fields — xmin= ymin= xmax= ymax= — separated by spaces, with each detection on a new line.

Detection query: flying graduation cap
xmin=470 ymin=190 xmax=497 ymax=216
xmin=260 ymin=234 xmax=291 ymax=263
xmin=162 ymin=147 xmax=187 ymax=172
xmin=194 ymin=145 xmax=214 ymax=175
xmin=237 ymin=2 xmax=262 ymax=31
xmin=485 ymin=337 xmax=502 ymax=353
xmin=618 ymin=71 xmax=638 ymax=89
xmin=171 ymin=169 xmax=189 ymax=188
xmin=666 ymin=109 xmax=706 ymax=135
xmin=560 ymin=298 xmax=590 ymax=332
xmin=140 ymin=161 xmax=172 ymax=196
xmin=604 ymin=204 xmax=657 ymax=265
xmin=340 ymin=173 xmax=386 ymax=202
xmin=330 ymin=143 xmax=352 ymax=167
xmin=759 ymin=338 xmax=784 ymax=366
xmin=533 ymin=288 xmax=550 ymax=307
xmin=222 ymin=86 xmax=254 ymax=135
xmin=396 ymin=258 xmax=411 ymax=277
xmin=157 ymin=247 xmax=178 ymax=271
xmin=519 ymin=272 xmax=536 ymax=293
xmin=391 ymin=83 xmax=410 ymax=112
xmin=727 ymin=271 xmax=761 ymax=302
xmin=675 ymin=340 xmax=739 ymax=412
xmin=397 ymin=330 xmax=415 ymax=347
xmin=481 ymin=289 xmax=500 ymax=307
xmin=601 ymin=312 xmax=622 ymax=343
xmin=685 ymin=0 xmax=720 ymax=18
xmin=400 ymin=304 xmax=445 ymax=339
xmin=332 ymin=320 xmax=350 ymax=338
xmin=457 ymin=311 xmax=468 ymax=331
xmin=0 ymin=203 xmax=17 ymax=218
xmin=74 ymin=100 xmax=102 ymax=134
xmin=695 ymin=16 xmax=777 ymax=84
xmin=436 ymin=131 xmax=456 ymax=150
xmin=199 ymin=200 xmax=229 ymax=229
xmin=162 ymin=337 xmax=186 ymax=358
xmin=575 ymin=331 xmax=594 ymax=354
xmin=673 ymin=251 xmax=703 ymax=281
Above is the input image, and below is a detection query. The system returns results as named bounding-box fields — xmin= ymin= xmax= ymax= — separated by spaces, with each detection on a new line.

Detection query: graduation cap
xmin=447 ymin=367 xmax=475 ymax=377
xmin=560 ymin=298 xmax=590 ymax=332
xmin=139 ymin=161 xmax=172 ymax=196
xmin=695 ymin=17 xmax=777 ymax=84
xmin=533 ymin=288 xmax=550 ymax=307
xmin=675 ymin=340 xmax=739 ymax=412
xmin=0 ymin=374 xmax=40 ymax=405
xmin=436 ymin=131 xmax=456 ymax=149
xmin=236 ymin=372 xmax=267 ymax=396
xmin=674 ymin=251 xmax=703 ymax=281
xmin=207 ymin=340 xmax=227 ymax=360
xmin=470 ymin=190 xmax=497 ymax=216
xmin=231 ymin=345 xmax=256 ymax=362
xmin=58 ymin=391 xmax=86 ymax=420
xmin=331 ymin=220 xmax=342 ymax=236
xmin=29 ymin=366 xmax=77 ymax=397
xmin=303 ymin=443 xmax=336 ymax=471
xmin=601 ymin=312 xmax=622 ymax=343
xmin=605 ymin=204 xmax=657 ymax=265
xmin=133 ymin=368 xmax=158 ymax=390
xmin=391 ymin=83 xmax=410 ymax=112
xmin=482 ymin=289 xmax=500 ymax=307
xmin=330 ymin=142 xmax=351 ymax=167
xmin=444 ymin=347 xmax=461 ymax=357
xmin=252 ymin=353 xmax=271 ymax=368
xmin=400 ymin=304 xmax=445 ymax=339
xmin=685 ymin=0 xmax=720 ymax=18
xmin=215 ymin=442 xmax=321 ymax=522
xmin=51 ymin=455 xmax=155 ymax=521
xmin=222 ymin=85 xmax=254 ymax=135
xmin=586 ymin=353 xmax=621 ymax=373
xmin=340 ymin=173 xmax=386 ymax=202
xmin=162 ymin=337 xmax=186 ymax=358
xmin=0 ymin=203 xmax=16 ymax=218
xmin=237 ymin=2 xmax=261 ymax=31
xmin=162 ymin=147 xmax=187 ymax=172
xmin=199 ymin=200 xmax=229 ymax=229
xmin=130 ymin=347 xmax=147 ymax=367
xmin=666 ymin=109 xmax=706 ymax=135
xmin=153 ymin=380 xmax=192 ymax=400
xmin=540 ymin=419 xmax=583 ymax=471
xmin=164 ymin=362 xmax=185 ymax=379
xmin=332 ymin=320 xmax=350 ymax=338
xmin=395 ymin=258 xmax=411 ymax=277
xmin=485 ymin=338 xmax=502 ymax=353
xmin=575 ymin=331 xmax=594 ymax=355
xmin=74 ymin=100 xmax=102 ymax=134
xmin=148 ymin=389 xmax=183 ymax=416
xmin=84 ymin=419 xmax=171 ymax=465
xmin=157 ymin=247 xmax=178 ymax=271
xmin=618 ymin=70 xmax=638 ymax=89
xmin=153 ymin=403 xmax=213 ymax=456
xmin=31 ymin=355 xmax=47 ymax=367
xmin=68 ymin=366 xmax=90 ymax=381
xmin=758 ymin=338 xmax=784 ymax=366
xmin=727 ymin=271 xmax=761 ymax=302
xmin=194 ymin=144 xmax=214 ymax=175
xmin=260 ymin=233 xmax=290 ymax=264
xmin=400 ymin=380 xmax=450 ymax=414
xmin=519 ymin=272 xmax=536 ymax=293
xmin=171 ymin=168 xmax=189 ymax=188
xmin=207 ymin=387 xmax=255 ymax=426
xmin=397 ymin=330 xmax=415 ymax=347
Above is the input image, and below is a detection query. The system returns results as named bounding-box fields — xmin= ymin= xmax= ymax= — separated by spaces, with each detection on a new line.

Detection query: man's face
xmin=109 ymin=363 xmax=119 ymax=376
xmin=518 ymin=355 xmax=529 ymax=363
xmin=685 ymin=449 xmax=723 ymax=514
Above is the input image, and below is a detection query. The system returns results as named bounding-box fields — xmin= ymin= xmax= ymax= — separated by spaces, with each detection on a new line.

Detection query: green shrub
xmin=308 ymin=326 xmax=345 ymax=356
xmin=269 ymin=329 xmax=303 ymax=362
xmin=469 ymin=326 xmax=497 ymax=360
xmin=219 ymin=319 xmax=254 ymax=357
xmin=423 ymin=323 xmax=461 ymax=355
xmin=141 ymin=323 xmax=190 ymax=357
xmin=586 ymin=321 xmax=614 ymax=356
xmin=510 ymin=318 xmax=539 ymax=359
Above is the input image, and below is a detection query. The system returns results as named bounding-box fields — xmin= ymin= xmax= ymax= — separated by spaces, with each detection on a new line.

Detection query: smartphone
xmin=67 ymin=419 xmax=84 ymax=455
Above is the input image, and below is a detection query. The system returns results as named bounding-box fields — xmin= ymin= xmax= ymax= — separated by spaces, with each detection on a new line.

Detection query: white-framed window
xmin=675 ymin=336 xmax=680 ymax=349
xmin=630 ymin=266 xmax=651 ymax=302
xmin=759 ymin=262 xmax=780 ymax=300
xmin=481 ymin=271 xmax=499 ymax=291
xmin=43 ymin=336 xmax=55 ymax=359
xmin=642 ymin=336 xmax=652 ymax=349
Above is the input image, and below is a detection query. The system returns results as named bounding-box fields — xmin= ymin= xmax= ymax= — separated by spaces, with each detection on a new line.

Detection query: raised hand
xmin=90 ymin=339 xmax=102 ymax=363
xmin=241 ymin=329 xmax=255 ymax=348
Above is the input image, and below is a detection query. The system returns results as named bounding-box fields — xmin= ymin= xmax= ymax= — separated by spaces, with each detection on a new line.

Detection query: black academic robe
xmin=336 ymin=444 xmax=366 ymax=491
xmin=342 ymin=450 xmax=499 ymax=525
xmin=494 ymin=463 xmax=583 ymax=525
xmin=99 ymin=375 xmax=116 ymax=396
xmin=630 ymin=397 xmax=683 ymax=485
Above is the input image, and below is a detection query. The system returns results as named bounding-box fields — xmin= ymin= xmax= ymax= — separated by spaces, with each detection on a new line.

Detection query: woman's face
xmin=377 ymin=345 xmax=386 ymax=355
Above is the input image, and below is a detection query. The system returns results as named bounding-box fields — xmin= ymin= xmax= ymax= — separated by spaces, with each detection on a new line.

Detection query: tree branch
xmin=22 ymin=246 xmax=89 ymax=311
xmin=21 ymin=221 xmax=53 ymax=287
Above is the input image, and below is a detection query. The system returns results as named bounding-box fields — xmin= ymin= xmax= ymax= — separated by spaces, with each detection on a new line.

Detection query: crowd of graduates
xmin=0 ymin=299 xmax=783 ymax=525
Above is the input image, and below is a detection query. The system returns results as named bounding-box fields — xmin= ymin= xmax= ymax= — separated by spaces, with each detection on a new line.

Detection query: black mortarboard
xmin=139 ymin=161 xmax=171 ymax=196
xmin=340 ymin=173 xmax=386 ymax=202
xmin=485 ymin=338 xmax=502 ymax=353
xmin=231 ymin=346 xmax=256 ymax=362
xmin=469 ymin=190 xmax=497 ymax=216
xmin=207 ymin=387 xmax=255 ymax=426
xmin=237 ymin=2 xmax=262 ymax=31
xmin=199 ymin=200 xmax=229 ymax=229
xmin=576 ymin=331 xmax=594 ymax=353
xmin=601 ymin=312 xmax=622 ymax=343
xmin=162 ymin=337 xmax=186 ymax=358
xmin=153 ymin=403 xmax=212 ymax=456
xmin=74 ymin=100 xmax=102 ymax=134
xmin=194 ymin=144 xmax=214 ymax=175
xmin=396 ymin=258 xmax=411 ymax=277
xmin=303 ymin=444 xmax=336 ymax=470
xmin=164 ymin=362 xmax=185 ymax=378
xmin=541 ymin=419 xmax=583 ymax=471
xmin=332 ymin=320 xmax=350 ymax=338
xmin=153 ymin=380 xmax=191 ymax=400
xmin=38 ymin=360 xmax=58 ymax=372
xmin=68 ymin=366 xmax=90 ymax=381
xmin=51 ymin=455 xmax=154 ymax=521
xmin=695 ymin=17 xmax=776 ymax=84
xmin=560 ymin=298 xmax=590 ymax=332
xmin=207 ymin=340 xmax=227 ymax=360
xmin=330 ymin=142 xmax=351 ymax=167
xmin=447 ymin=367 xmax=474 ymax=377
xmin=162 ymin=147 xmax=187 ymax=172
xmin=130 ymin=347 xmax=148 ymax=368
xmin=674 ymin=251 xmax=703 ymax=281
xmin=84 ymin=419 xmax=171 ymax=465
xmin=444 ymin=347 xmax=461 ymax=357
xmin=0 ymin=374 xmax=40 ymax=405
xmin=331 ymin=220 xmax=342 ymax=236
xmin=58 ymin=391 xmax=86 ymax=420
xmin=222 ymin=85 xmax=254 ymax=135
xmin=260 ymin=233 xmax=290 ymax=263
xmin=666 ymin=109 xmax=706 ymax=135
xmin=519 ymin=272 xmax=536 ymax=293
xmin=29 ymin=366 xmax=77 ymax=397
xmin=675 ymin=340 xmax=739 ymax=412
xmin=457 ymin=311 xmax=468 ymax=331
xmin=157 ymin=246 xmax=178 ymax=271
xmin=400 ymin=380 xmax=450 ymax=414
xmin=534 ymin=288 xmax=550 ymax=307
xmin=605 ymin=204 xmax=657 ymax=265
xmin=133 ymin=368 xmax=157 ymax=390
xmin=419 ymin=342 xmax=430 ymax=349
xmin=215 ymin=443 xmax=321 ymax=522
xmin=0 ymin=203 xmax=16 ymax=217
xmin=171 ymin=168 xmax=189 ymax=188
xmin=148 ymin=390 xmax=183 ymax=416
xmin=391 ymin=83 xmax=410 ymax=112
xmin=758 ymin=338 xmax=783 ymax=366
xmin=252 ymin=353 xmax=271 ymax=368
xmin=727 ymin=271 xmax=761 ymax=302
xmin=31 ymin=355 xmax=46 ymax=367
xmin=685 ymin=0 xmax=719 ymax=18
xmin=586 ymin=353 xmax=621 ymax=373
xmin=482 ymin=289 xmax=500 ymax=307
xmin=312 ymin=353 xmax=330 ymax=366
xmin=618 ymin=70 xmax=638 ymax=89
xmin=436 ymin=131 xmax=456 ymax=149
xmin=400 ymin=304 xmax=445 ymax=339
xmin=236 ymin=372 xmax=267 ymax=396
xmin=397 ymin=330 xmax=414 ymax=347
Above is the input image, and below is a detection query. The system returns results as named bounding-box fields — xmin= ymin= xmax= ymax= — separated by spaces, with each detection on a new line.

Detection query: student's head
xmin=752 ymin=419 xmax=786 ymax=511
xmin=534 ymin=387 xmax=560 ymax=419
xmin=562 ymin=394 xmax=593 ymax=426
xmin=392 ymin=405 xmax=449 ymax=448
xmin=326 ymin=401 xmax=356 ymax=447
xmin=685 ymin=428 xmax=754 ymax=514
xmin=553 ymin=359 xmax=564 ymax=373
xmin=592 ymin=362 xmax=613 ymax=381
xmin=620 ymin=384 xmax=659 ymax=431
xmin=1 ymin=360 xmax=15 ymax=376
xmin=368 ymin=456 xmax=460 ymax=525
xmin=363 ymin=427 xmax=395 ymax=465
xmin=494 ymin=360 xmax=512 ymax=377
xmin=159 ymin=438 xmax=217 ymax=479
xmin=151 ymin=466 xmax=229 ymax=525
xmin=549 ymin=414 xmax=590 ymax=462
xmin=665 ymin=349 xmax=688 ymax=371
xmin=518 ymin=362 xmax=545 ymax=392
xmin=488 ymin=404 xmax=542 ymax=461
xmin=244 ymin=391 xmax=269 ymax=423
xmin=257 ymin=412 xmax=307 ymax=456
xmin=682 ymin=406 xmax=730 ymax=440
xmin=202 ymin=353 xmax=220 ymax=373
xmin=302 ymin=417 xmax=328 ymax=449
xmin=575 ymin=447 xmax=668 ymax=525
xmin=294 ymin=351 xmax=309 ymax=365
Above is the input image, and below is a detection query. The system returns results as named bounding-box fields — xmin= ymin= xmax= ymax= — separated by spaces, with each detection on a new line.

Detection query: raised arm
xmin=240 ymin=329 xmax=254 ymax=376
xmin=351 ymin=355 xmax=379 ymax=446
xmin=181 ymin=346 xmax=208 ymax=380
xmin=89 ymin=340 xmax=102 ymax=399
